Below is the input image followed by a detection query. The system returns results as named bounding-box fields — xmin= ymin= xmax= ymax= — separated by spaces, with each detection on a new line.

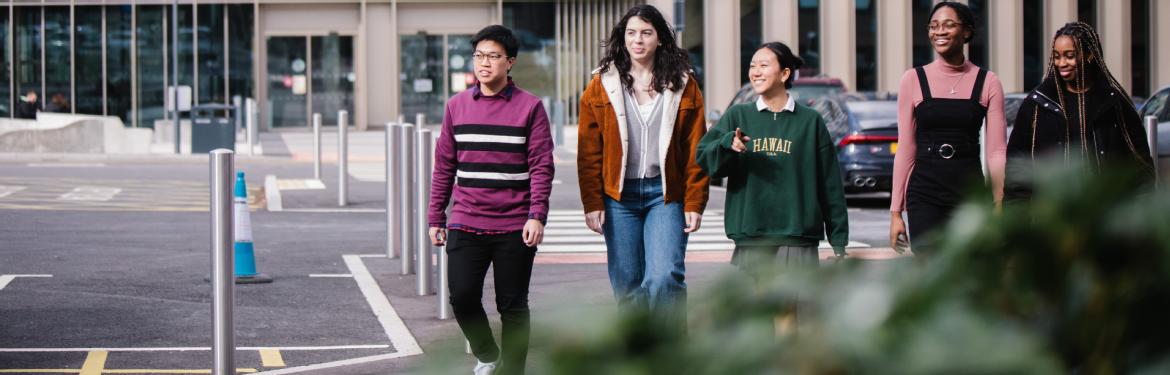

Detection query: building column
xmin=1099 ymin=0 xmax=1131 ymax=91
xmin=877 ymin=0 xmax=911 ymax=93
xmin=1156 ymin=0 xmax=1170 ymax=90
xmin=989 ymin=0 xmax=1024 ymax=92
xmin=646 ymin=0 xmax=674 ymax=33
xmin=761 ymin=0 xmax=798 ymax=50
xmin=704 ymin=0 xmax=739 ymax=114
xmin=820 ymin=0 xmax=855 ymax=90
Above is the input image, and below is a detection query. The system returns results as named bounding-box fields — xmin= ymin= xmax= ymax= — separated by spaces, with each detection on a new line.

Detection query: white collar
xmin=756 ymin=94 xmax=796 ymax=113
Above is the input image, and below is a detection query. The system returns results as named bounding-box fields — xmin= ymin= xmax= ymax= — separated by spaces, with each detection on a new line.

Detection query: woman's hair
xmin=1046 ymin=22 xmax=1137 ymax=158
xmin=597 ymin=4 xmax=692 ymax=93
xmin=929 ymin=1 xmax=977 ymax=43
xmin=757 ymin=42 xmax=804 ymax=89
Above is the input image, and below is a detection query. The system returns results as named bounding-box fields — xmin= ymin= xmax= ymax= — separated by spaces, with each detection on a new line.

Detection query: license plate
xmin=890 ymin=142 xmax=898 ymax=155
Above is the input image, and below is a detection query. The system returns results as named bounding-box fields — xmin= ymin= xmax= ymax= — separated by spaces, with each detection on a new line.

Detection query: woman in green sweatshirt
xmin=696 ymin=41 xmax=850 ymax=272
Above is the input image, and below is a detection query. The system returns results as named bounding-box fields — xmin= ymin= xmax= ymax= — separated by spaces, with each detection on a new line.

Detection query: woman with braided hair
xmin=1004 ymin=22 xmax=1155 ymax=201
xmin=889 ymin=1 xmax=1007 ymax=256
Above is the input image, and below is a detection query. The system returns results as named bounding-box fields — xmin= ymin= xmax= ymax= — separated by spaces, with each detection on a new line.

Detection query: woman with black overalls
xmin=889 ymin=1 xmax=1007 ymax=256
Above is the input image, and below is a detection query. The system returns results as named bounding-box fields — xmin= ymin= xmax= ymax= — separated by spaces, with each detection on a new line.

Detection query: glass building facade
xmin=0 ymin=2 xmax=254 ymax=127
xmin=0 ymin=0 xmax=1159 ymax=135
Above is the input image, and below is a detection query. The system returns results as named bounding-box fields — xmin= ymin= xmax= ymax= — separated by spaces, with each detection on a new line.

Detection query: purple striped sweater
xmin=428 ymin=79 xmax=555 ymax=232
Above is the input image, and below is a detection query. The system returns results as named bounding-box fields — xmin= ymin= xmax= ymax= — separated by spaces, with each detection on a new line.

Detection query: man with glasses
xmin=427 ymin=24 xmax=554 ymax=375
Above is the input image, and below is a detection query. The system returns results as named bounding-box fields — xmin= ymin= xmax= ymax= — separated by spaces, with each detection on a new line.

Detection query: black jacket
xmin=1004 ymin=75 xmax=1155 ymax=201
xmin=14 ymin=98 xmax=38 ymax=119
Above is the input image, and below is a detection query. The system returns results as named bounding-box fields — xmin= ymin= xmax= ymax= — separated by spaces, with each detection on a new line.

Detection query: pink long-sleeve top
xmin=890 ymin=58 xmax=1007 ymax=212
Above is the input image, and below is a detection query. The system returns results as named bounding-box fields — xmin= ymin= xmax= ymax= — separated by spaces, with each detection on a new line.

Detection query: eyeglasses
xmin=472 ymin=52 xmax=507 ymax=63
xmin=927 ymin=21 xmax=963 ymax=33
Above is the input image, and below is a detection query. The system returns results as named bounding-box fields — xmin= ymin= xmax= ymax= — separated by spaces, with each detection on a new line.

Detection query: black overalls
xmin=906 ymin=66 xmax=988 ymax=255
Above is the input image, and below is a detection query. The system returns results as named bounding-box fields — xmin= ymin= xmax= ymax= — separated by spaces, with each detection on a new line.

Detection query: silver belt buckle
xmin=938 ymin=143 xmax=955 ymax=159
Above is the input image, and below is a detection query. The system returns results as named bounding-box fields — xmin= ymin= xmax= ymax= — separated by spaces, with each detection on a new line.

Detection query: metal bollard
xmin=416 ymin=129 xmax=434 ymax=296
xmin=386 ymin=122 xmax=399 ymax=259
xmin=245 ymin=98 xmax=256 ymax=156
xmin=398 ymin=123 xmax=416 ymax=275
xmin=1147 ymin=115 xmax=1159 ymax=184
xmin=232 ymin=96 xmax=242 ymax=143
xmin=338 ymin=110 xmax=349 ymax=207
xmin=313 ymin=113 xmax=322 ymax=180
xmin=209 ymin=149 xmax=236 ymax=375
xmin=438 ymin=244 xmax=451 ymax=319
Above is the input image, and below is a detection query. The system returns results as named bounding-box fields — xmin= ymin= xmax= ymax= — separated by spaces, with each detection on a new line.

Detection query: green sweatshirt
xmin=696 ymin=102 xmax=849 ymax=254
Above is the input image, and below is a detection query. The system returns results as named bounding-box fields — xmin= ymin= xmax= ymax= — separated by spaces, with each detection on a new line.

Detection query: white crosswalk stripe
xmin=538 ymin=209 xmax=868 ymax=253
xmin=0 ymin=185 xmax=26 ymax=198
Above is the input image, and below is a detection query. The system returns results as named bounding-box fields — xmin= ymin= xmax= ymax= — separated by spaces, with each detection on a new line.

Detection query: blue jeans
xmin=602 ymin=177 xmax=688 ymax=329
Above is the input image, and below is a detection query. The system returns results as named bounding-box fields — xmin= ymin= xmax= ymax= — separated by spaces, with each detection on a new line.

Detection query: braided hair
xmin=1040 ymin=22 xmax=1146 ymax=168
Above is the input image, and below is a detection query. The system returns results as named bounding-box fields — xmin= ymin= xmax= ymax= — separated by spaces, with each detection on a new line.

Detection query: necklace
xmin=949 ymin=70 xmax=969 ymax=95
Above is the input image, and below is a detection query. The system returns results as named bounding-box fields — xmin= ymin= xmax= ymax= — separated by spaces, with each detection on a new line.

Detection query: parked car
xmin=1138 ymin=85 xmax=1170 ymax=158
xmin=709 ymin=77 xmax=848 ymax=123
xmin=808 ymin=95 xmax=899 ymax=196
xmin=1003 ymin=92 xmax=1029 ymax=137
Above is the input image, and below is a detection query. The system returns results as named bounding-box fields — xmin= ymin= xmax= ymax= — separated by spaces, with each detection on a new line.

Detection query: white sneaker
xmin=473 ymin=360 xmax=497 ymax=375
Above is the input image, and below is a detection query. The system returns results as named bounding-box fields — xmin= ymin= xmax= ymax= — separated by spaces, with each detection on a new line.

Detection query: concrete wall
xmin=0 ymin=114 xmax=148 ymax=154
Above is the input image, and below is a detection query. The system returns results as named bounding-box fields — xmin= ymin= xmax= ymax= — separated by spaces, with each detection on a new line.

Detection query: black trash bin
xmin=190 ymin=103 xmax=237 ymax=153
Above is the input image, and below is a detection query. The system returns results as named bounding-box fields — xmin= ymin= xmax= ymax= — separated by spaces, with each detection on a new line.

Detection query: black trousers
xmin=446 ymin=230 xmax=536 ymax=375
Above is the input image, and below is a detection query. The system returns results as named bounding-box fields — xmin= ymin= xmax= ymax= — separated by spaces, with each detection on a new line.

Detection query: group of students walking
xmin=426 ymin=2 xmax=1156 ymax=374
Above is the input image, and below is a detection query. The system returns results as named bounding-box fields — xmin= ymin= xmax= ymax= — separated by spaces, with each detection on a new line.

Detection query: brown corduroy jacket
xmin=576 ymin=64 xmax=710 ymax=214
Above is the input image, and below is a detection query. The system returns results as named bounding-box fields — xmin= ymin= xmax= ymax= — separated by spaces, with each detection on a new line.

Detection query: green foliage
xmin=426 ymin=162 xmax=1170 ymax=374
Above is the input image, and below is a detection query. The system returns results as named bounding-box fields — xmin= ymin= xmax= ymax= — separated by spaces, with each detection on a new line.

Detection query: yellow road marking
xmin=103 ymin=369 xmax=257 ymax=374
xmin=78 ymin=351 xmax=107 ymax=375
xmin=0 ymin=369 xmax=258 ymax=374
xmin=259 ymin=349 xmax=286 ymax=367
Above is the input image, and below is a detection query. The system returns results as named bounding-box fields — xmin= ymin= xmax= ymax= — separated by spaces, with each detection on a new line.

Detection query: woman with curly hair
xmin=576 ymin=4 xmax=709 ymax=330
xmin=1005 ymin=22 xmax=1155 ymax=200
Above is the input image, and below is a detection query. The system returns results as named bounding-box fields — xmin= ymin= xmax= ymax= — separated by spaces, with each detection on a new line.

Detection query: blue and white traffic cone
xmin=234 ymin=171 xmax=272 ymax=284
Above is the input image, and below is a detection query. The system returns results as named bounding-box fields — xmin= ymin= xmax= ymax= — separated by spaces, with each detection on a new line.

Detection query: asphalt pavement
xmin=0 ymin=130 xmax=901 ymax=374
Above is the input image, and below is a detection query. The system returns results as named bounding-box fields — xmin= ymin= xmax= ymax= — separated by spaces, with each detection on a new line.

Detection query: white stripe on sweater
xmin=456 ymin=170 xmax=530 ymax=180
xmin=454 ymin=134 xmax=527 ymax=144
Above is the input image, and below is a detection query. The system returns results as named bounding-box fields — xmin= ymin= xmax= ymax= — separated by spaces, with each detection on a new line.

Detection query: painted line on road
xmin=259 ymin=349 xmax=287 ymax=367
xmin=264 ymin=175 xmax=283 ymax=212
xmin=249 ymin=256 xmax=425 ymax=374
xmin=341 ymin=255 xmax=423 ymax=356
xmin=0 ymin=345 xmax=390 ymax=353
xmin=0 ymin=369 xmax=258 ymax=374
xmin=58 ymin=187 xmax=121 ymax=201
xmin=26 ymin=163 xmax=106 ymax=168
xmin=356 ymin=254 xmax=387 ymax=258
xmin=0 ymin=274 xmax=52 ymax=291
xmin=104 ymin=369 xmax=257 ymax=374
xmin=278 ymin=208 xmax=385 ymax=213
xmin=251 ymin=351 xmax=418 ymax=375
xmin=79 ymin=350 xmax=107 ymax=375
xmin=308 ymin=274 xmax=353 ymax=278
xmin=0 ymin=185 xmax=25 ymax=198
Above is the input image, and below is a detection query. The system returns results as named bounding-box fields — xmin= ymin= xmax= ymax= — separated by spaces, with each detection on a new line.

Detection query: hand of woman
xmin=731 ymin=128 xmax=751 ymax=153
xmin=684 ymin=212 xmax=702 ymax=233
xmin=889 ymin=212 xmax=909 ymax=254
xmin=585 ymin=210 xmax=605 ymax=234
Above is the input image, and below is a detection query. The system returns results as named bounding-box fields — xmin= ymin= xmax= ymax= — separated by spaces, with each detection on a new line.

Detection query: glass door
xmin=266 ymin=36 xmax=308 ymax=128
xmin=400 ymin=33 xmax=473 ymax=124
xmin=266 ymin=34 xmax=354 ymax=128
xmin=312 ymin=35 xmax=355 ymax=127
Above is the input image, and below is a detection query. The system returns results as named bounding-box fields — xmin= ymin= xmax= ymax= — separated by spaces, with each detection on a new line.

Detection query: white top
xmin=755 ymin=94 xmax=796 ymax=113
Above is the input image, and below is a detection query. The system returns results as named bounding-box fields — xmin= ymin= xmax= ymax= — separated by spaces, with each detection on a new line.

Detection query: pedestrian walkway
xmin=0 ymin=176 xmax=263 ymax=212
xmin=538 ymin=209 xmax=870 ymax=253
